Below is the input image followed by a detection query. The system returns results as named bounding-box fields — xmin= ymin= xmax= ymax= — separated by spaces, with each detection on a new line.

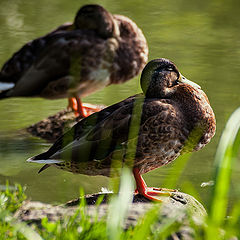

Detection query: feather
xmin=38 ymin=164 xmax=51 ymax=173
xmin=0 ymin=82 xmax=14 ymax=91
xmin=26 ymin=158 xmax=63 ymax=164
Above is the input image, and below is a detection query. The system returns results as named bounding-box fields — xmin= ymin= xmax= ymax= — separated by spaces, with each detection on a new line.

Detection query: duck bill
xmin=179 ymin=74 xmax=201 ymax=89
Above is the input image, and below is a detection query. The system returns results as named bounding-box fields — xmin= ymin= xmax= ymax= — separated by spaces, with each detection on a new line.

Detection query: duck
xmin=0 ymin=4 xmax=148 ymax=117
xmin=27 ymin=58 xmax=216 ymax=202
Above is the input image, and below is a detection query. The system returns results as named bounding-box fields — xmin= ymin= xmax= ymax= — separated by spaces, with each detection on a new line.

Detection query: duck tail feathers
xmin=0 ymin=74 xmax=15 ymax=99
xmin=27 ymin=151 xmax=64 ymax=173
xmin=38 ymin=164 xmax=51 ymax=174
xmin=0 ymin=89 xmax=10 ymax=99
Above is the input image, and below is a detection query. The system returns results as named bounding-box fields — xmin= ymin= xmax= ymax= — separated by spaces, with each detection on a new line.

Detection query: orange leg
xmin=68 ymin=97 xmax=102 ymax=118
xmin=133 ymin=168 xmax=173 ymax=202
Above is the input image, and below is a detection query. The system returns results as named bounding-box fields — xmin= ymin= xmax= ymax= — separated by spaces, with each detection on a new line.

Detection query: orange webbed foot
xmin=135 ymin=187 xmax=172 ymax=202
xmin=133 ymin=168 xmax=175 ymax=202
xmin=68 ymin=97 xmax=102 ymax=118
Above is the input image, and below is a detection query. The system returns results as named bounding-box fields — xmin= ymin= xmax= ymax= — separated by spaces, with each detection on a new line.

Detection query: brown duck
xmin=0 ymin=4 xmax=148 ymax=117
xmin=27 ymin=58 xmax=216 ymax=201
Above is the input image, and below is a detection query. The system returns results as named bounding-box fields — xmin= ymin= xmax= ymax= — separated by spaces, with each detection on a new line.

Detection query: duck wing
xmin=0 ymin=23 xmax=72 ymax=85
xmin=0 ymin=28 xmax=110 ymax=98
xmin=28 ymin=94 xmax=141 ymax=162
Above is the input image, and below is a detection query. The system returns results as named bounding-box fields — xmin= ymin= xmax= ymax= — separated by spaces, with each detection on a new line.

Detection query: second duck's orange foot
xmin=68 ymin=97 xmax=78 ymax=112
xmin=133 ymin=168 xmax=172 ymax=202
xmin=68 ymin=97 xmax=100 ymax=118
xmin=81 ymin=103 xmax=103 ymax=117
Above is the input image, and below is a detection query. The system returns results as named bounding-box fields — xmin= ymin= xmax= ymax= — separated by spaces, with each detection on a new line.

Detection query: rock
xmin=26 ymin=103 xmax=105 ymax=142
xmin=14 ymin=191 xmax=206 ymax=239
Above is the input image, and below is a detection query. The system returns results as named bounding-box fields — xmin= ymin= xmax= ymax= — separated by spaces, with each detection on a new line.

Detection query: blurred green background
xmin=0 ymin=0 xmax=240 ymax=208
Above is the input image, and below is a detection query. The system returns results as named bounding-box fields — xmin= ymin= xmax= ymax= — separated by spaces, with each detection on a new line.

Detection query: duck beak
xmin=179 ymin=74 xmax=201 ymax=89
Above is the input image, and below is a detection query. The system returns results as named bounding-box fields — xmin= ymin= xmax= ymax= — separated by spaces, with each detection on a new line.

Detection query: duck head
xmin=74 ymin=4 xmax=119 ymax=38
xmin=140 ymin=58 xmax=201 ymax=98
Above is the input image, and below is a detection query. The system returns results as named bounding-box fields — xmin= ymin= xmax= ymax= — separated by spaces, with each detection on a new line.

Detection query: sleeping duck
xmin=27 ymin=58 xmax=216 ymax=202
xmin=0 ymin=4 xmax=148 ymax=117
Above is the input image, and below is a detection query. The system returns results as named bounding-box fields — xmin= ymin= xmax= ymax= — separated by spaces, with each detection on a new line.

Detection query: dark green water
xmin=0 ymin=0 xmax=240 ymax=208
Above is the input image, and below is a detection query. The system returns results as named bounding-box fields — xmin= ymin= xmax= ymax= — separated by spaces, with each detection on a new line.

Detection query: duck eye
xmin=166 ymin=67 xmax=173 ymax=71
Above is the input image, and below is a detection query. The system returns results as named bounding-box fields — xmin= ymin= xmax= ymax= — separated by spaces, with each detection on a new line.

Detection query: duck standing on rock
xmin=27 ymin=58 xmax=216 ymax=202
xmin=0 ymin=4 xmax=148 ymax=118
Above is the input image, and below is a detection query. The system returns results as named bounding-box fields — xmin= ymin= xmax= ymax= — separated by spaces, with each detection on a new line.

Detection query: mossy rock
xmin=15 ymin=191 xmax=206 ymax=239
xmin=26 ymin=103 xmax=105 ymax=142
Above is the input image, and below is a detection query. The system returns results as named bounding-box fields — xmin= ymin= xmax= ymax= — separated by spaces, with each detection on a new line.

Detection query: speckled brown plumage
xmin=0 ymin=4 xmax=148 ymax=99
xmin=28 ymin=58 xmax=216 ymax=178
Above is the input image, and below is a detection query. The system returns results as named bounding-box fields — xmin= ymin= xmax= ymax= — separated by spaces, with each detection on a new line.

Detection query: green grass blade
xmin=163 ymin=153 xmax=191 ymax=189
xmin=208 ymin=107 xmax=240 ymax=238
xmin=12 ymin=221 xmax=43 ymax=240
xmin=131 ymin=205 xmax=160 ymax=240
xmin=107 ymin=168 xmax=134 ymax=240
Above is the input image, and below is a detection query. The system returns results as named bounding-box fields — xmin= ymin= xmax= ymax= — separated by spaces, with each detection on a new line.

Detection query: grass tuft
xmin=207 ymin=107 xmax=240 ymax=239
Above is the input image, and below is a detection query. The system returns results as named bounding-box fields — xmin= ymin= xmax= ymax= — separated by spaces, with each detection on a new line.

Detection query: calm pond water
xmin=0 ymin=0 xmax=240 ymax=209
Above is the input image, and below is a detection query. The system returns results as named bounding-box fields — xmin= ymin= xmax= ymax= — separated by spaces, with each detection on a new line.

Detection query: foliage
xmin=207 ymin=107 xmax=240 ymax=239
xmin=0 ymin=183 xmax=42 ymax=240
xmin=1 ymin=107 xmax=240 ymax=239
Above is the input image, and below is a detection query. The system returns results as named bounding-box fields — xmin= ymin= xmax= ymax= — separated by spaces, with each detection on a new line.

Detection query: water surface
xmin=0 ymin=0 xmax=240 ymax=209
